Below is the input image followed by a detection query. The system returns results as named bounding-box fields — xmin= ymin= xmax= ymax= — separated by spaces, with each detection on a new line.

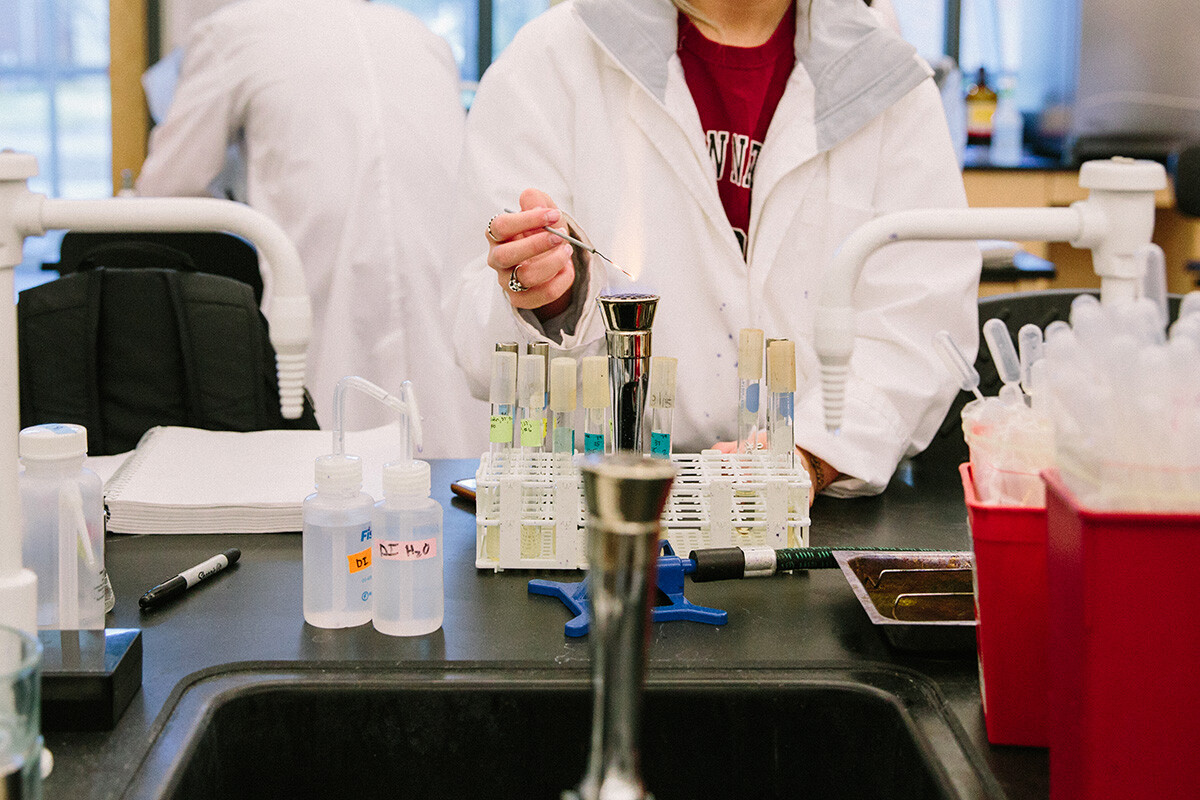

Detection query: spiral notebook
xmin=102 ymin=424 xmax=408 ymax=534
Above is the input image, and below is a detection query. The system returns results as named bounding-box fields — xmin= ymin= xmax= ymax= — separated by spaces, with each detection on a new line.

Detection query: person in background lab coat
xmin=447 ymin=0 xmax=980 ymax=499
xmin=138 ymin=0 xmax=487 ymax=457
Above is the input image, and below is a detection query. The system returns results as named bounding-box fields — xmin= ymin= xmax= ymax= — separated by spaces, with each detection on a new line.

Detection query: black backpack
xmin=19 ymin=246 xmax=318 ymax=456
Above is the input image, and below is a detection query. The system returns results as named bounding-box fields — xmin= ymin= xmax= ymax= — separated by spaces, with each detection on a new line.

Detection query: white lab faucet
xmin=814 ymin=156 xmax=1167 ymax=433
xmin=0 ymin=150 xmax=312 ymax=634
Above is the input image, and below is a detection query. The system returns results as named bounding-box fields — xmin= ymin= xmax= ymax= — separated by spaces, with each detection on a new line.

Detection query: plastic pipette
xmin=1018 ymin=323 xmax=1044 ymax=399
xmin=549 ymin=357 xmax=577 ymax=455
xmin=737 ymin=329 xmax=764 ymax=454
xmin=983 ymin=318 xmax=1022 ymax=388
xmin=933 ymin=330 xmax=985 ymax=401
xmin=580 ymin=356 xmax=609 ymax=454
xmin=648 ymin=355 xmax=678 ymax=459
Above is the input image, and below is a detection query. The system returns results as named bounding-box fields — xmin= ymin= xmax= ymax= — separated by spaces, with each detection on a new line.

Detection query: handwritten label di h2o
xmin=377 ymin=538 xmax=438 ymax=561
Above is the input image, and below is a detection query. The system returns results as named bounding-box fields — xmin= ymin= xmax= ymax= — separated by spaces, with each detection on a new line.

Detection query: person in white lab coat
xmin=138 ymin=0 xmax=487 ymax=457
xmin=447 ymin=0 xmax=980 ymax=498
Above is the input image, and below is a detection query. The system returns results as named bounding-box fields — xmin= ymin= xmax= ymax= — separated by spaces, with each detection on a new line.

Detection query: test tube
xmin=766 ymin=339 xmax=796 ymax=467
xmin=488 ymin=350 xmax=518 ymax=463
xmin=528 ymin=342 xmax=551 ymax=449
xmin=648 ymin=356 xmax=678 ymax=459
xmin=517 ymin=354 xmax=547 ymax=453
xmin=550 ymin=357 xmax=577 ymax=455
xmin=581 ymin=356 xmax=610 ymax=455
xmin=737 ymin=329 xmax=764 ymax=453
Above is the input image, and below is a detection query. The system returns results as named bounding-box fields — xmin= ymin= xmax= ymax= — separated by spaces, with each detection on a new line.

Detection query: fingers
xmin=485 ymin=206 xmax=561 ymax=249
xmin=496 ymin=242 xmax=575 ymax=309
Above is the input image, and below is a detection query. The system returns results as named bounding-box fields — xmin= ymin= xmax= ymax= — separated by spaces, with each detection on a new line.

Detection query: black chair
xmin=50 ymin=231 xmax=264 ymax=305
xmin=914 ymin=288 xmax=1183 ymax=473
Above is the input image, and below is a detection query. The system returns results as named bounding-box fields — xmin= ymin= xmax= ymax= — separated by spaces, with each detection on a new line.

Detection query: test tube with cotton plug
xmin=766 ymin=339 xmax=796 ymax=467
xmin=581 ymin=356 xmax=610 ymax=455
xmin=488 ymin=349 xmax=518 ymax=464
xmin=303 ymin=376 xmax=420 ymax=630
xmin=550 ymin=357 xmax=578 ymax=456
xmin=517 ymin=354 xmax=547 ymax=452
xmin=737 ymin=329 xmax=764 ymax=453
xmin=648 ymin=356 xmax=678 ymax=459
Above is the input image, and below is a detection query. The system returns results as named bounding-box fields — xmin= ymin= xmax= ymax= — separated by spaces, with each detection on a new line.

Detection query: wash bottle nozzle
xmin=332 ymin=375 xmax=422 ymax=458
xmin=933 ymin=330 xmax=984 ymax=401
xmin=581 ymin=355 xmax=610 ymax=454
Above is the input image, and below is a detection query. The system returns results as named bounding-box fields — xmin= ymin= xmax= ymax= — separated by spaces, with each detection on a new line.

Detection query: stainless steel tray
xmin=834 ymin=551 xmax=976 ymax=653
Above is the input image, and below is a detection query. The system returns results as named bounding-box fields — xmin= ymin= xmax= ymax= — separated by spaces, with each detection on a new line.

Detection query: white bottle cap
xmin=383 ymin=459 xmax=431 ymax=498
xmin=649 ymin=356 xmax=677 ymax=409
xmin=19 ymin=423 xmax=88 ymax=460
xmin=581 ymin=356 xmax=609 ymax=409
xmin=738 ymin=328 xmax=764 ymax=380
xmin=489 ymin=349 xmax=518 ymax=405
xmin=767 ymin=339 xmax=796 ymax=392
xmin=314 ymin=454 xmax=363 ymax=492
xmin=550 ymin=357 xmax=577 ymax=412
xmin=517 ymin=354 xmax=545 ymax=410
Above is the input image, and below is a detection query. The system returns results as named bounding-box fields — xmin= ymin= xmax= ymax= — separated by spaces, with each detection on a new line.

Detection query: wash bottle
xmin=371 ymin=383 xmax=442 ymax=636
xmin=302 ymin=376 xmax=414 ymax=629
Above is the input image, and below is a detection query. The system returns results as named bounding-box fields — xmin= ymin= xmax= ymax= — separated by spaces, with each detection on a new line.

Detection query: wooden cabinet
xmin=963 ymin=168 xmax=1198 ymax=295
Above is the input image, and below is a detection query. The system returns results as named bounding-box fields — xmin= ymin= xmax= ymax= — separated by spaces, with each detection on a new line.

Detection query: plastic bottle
xmin=19 ymin=423 xmax=106 ymax=630
xmin=965 ymin=67 xmax=997 ymax=146
xmin=989 ymin=79 xmax=1023 ymax=166
xmin=302 ymin=454 xmax=374 ymax=628
xmin=372 ymin=458 xmax=443 ymax=636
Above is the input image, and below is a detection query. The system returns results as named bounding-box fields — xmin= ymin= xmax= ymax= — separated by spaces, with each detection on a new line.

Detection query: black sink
xmin=123 ymin=664 xmax=1001 ymax=800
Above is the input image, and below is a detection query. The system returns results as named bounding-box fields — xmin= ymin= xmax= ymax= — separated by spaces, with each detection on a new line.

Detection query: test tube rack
xmin=473 ymin=450 xmax=811 ymax=572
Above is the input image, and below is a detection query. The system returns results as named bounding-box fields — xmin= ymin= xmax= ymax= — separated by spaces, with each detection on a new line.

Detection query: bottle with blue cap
xmin=19 ymin=423 xmax=107 ymax=630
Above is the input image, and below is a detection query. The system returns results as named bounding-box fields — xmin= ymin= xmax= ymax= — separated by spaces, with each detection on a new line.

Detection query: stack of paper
xmin=103 ymin=424 xmax=409 ymax=534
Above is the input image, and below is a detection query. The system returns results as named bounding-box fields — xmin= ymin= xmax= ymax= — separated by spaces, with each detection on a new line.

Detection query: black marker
xmin=139 ymin=548 xmax=241 ymax=609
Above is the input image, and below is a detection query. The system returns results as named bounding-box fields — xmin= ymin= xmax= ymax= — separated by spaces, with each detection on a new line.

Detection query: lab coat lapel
xmin=627 ymin=63 xmax=748 ymax=270
xmin=746 ymin=72 xmax=820 ymax=288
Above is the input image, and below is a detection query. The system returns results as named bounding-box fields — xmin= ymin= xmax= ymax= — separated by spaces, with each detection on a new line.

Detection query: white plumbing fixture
xmin=814 ymin=156 xmax=1167 ymax=433
xmin=0 ymin=150 xmax=312 ymax=633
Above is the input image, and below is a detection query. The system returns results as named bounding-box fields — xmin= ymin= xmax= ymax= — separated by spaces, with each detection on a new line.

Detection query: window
xmin=0 ymin=0 xmax=111 ymax=286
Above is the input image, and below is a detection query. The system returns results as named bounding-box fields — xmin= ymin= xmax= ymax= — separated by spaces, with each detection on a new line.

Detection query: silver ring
xmin=508 ymin=266 xmax=529 ymax=293
xmin=486 ymin=214 xmax=501 ymax=244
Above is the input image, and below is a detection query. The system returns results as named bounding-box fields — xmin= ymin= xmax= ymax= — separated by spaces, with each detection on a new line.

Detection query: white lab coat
xmin=447 ymin=0 xmax=980 ymax=495
xmin=138 ymin=0 xmax=488 ymax=457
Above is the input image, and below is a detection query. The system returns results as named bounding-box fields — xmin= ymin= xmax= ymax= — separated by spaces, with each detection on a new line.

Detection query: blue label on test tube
xmin=745 ymin=383 xmax=760 ymax=413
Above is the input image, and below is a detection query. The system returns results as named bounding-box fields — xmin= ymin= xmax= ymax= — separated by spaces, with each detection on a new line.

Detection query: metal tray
xmin=834 ymin=551 xmax=976 ymax=653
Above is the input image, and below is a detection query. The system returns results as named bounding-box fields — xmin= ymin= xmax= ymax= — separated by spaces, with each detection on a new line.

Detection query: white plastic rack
xmin=474 ymin=450 xmax=811 ymax=571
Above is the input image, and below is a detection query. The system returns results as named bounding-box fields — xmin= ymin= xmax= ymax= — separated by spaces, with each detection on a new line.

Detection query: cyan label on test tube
xmin=584 ymin=432 xmax=605 ymax=453
xmin=650 ymin=432 xmax=671 ymax=458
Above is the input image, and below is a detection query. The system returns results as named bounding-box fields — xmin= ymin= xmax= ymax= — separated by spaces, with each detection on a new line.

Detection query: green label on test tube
xmin=520 ymin=418 xmax=543 ymax=448
xmin=490 ymin=414 xmax=513 ymax=443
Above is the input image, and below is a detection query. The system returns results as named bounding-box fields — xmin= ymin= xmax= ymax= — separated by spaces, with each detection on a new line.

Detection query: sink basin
xmin=124 ymin=664 xmax=1001 ymax=800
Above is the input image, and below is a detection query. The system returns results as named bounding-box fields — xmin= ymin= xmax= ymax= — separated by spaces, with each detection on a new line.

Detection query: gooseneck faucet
xmin=0 ymin=150 xmax=312 ymax=635
xmin=568 ymin=453 xmax=675 ymax=800
xmin=597 ymin=293 xmax=658 ymax=453
xmin=814 ymin=156 xmax=1167 ymax=433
